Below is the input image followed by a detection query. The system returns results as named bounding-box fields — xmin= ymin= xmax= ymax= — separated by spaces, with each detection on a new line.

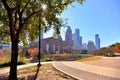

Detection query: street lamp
xmin=38 ymin=4 xmax=47 ymax=67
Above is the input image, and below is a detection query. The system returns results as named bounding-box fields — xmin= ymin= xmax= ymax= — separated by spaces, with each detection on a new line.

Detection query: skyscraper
xmin=75 ymin=29 xmax=80 ymax=44
xmin=72 ymin=28 xmax=82 ymax=50
xmin=40 ymin=30 xmax=43 ymax=40
xmin=80 ymin=36 xmax=82 ymax=50
xmin=87 ymin=41 xmax=96 ymax=51
xmin=82 ymin=43 xmax=87 ymax=50
xmin=72 ymin=33 xmax=80 ymax=50
xmin=95 ymin=34 xmax=100 ymax=49
xmin=65 ymin=26 xmax=72 ymax=46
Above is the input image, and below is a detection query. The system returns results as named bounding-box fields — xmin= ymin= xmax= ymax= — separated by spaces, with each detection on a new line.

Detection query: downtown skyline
xmin=44 ymin=0 xmax=120 ymax=47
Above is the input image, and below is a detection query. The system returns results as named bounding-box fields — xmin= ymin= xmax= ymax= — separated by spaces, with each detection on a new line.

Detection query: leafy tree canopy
xmin=0 ymin=0 xmax=84 ymax=79
xmin=0 ymin=0 xmax=84 ymax=45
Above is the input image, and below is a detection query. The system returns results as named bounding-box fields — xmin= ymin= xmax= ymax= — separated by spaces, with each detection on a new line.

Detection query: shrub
xmin=77 ymin=54 xmax=82 ymax=59
xmin=41 ymin=57 xmax=54 ymax=62
xmin=62 ymin=52 xmax=68 ymax=60
xmin=0 ymin=55 xmax=27 ymax=68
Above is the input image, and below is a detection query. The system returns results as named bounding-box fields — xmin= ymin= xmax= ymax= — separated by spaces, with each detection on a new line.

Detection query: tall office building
xmin=75 ymin=29 xmax=80 ymax=44
xmin=72 ymin=33 xmax=80 ymax=50
xmin=72 ymin=28 xmax=82 ymax=50
xmin=40 ymin=30 xmax=44 ymax=40
xmin=87 ymin=41 xmax=96 ymax=51
xmin=82 ymin=43 xmax=87 ymax=50
xmin=95 ymin=34 xmax=100 ymax=49
xmin=80 ymin=36 xmax=82 ymax=50
xmin=65 ymin=26 xmax=72 ymax=46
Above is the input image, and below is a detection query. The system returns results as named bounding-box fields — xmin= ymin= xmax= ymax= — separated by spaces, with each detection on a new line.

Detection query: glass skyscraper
xmin=65 ymin=26 xmax=72 ymax=46
xmin=95 ymin=34 xmax=100 ymax=49
xmin=75 ymin=29 xmax=80 ymax=44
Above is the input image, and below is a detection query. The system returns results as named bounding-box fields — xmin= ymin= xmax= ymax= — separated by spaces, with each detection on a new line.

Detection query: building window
xmin=57 ymin=46 xmax=60 ymax=52
xmin=52 ymin=45 xmax=55 ymax=53
xmin=46 ymin=44 xmax=49 ymax=53
xmin=62 ymin=47 xmax=64 ymax=52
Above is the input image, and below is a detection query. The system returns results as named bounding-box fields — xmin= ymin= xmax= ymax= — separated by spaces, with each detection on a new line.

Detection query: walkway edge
xmin=62 ymin=62 xmax=120 ymax=78
xmin=52 ymin=62 xmax=83 ymax=80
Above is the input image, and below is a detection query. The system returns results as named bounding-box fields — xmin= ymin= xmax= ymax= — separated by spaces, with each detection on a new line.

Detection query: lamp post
xmin=38 ymin=4 xmax=47 ymax=67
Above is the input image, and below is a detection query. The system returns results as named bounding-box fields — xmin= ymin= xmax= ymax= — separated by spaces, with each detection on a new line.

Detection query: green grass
xmin=0 ymin=55 xmax=27 ymax=68
xmin=0 ymin=61 xmax=26 ymax=68
xmin=75 ymin=56 xmax=102 ymax=62
xmin=41 ymin=57 xmax=54 ymax=62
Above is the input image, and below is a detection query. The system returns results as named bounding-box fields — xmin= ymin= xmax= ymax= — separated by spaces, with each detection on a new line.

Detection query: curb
xmin=52 ymin=62 xmax=83 ymax=80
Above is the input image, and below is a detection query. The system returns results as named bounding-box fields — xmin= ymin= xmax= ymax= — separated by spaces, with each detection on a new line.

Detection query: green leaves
xmin=0 ymin=0 xmax=84 ymax=45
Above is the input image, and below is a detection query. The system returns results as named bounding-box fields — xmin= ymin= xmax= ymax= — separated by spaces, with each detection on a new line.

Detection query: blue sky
xmin=44 ymin=0 xmax=120 ymax=47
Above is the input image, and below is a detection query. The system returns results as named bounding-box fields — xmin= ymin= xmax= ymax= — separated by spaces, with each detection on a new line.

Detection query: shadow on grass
xmin=0 ymin=61 xmax=26 ymax=68
xmin=34 ymin=63 xmax=41 ymax=80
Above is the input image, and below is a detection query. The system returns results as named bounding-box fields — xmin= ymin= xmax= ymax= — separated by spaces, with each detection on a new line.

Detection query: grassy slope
xmin=75 ymin=56 xmax=102 ymax=62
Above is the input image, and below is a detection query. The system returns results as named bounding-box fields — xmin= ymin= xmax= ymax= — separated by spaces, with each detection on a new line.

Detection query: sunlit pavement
xmin=0 ymin=61 xmax=54 ymax=75
xmin=53 ymin=57 xmax=120 ymax=80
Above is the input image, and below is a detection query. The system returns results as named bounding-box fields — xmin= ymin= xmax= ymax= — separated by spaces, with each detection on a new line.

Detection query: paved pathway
xmin=0 ymin=61 xmax=53 ymax=74
xmin=84 ymin=57 xmax=120 ymax=69
xmin=53 ymin=57 xmax=120 ymax=80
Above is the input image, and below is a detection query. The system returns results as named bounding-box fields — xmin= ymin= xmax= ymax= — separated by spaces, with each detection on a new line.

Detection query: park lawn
xmin=75 ymin=56 xmax=102 ymax=62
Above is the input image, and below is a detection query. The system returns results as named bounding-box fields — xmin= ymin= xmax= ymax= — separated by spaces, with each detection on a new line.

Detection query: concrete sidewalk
xmin=0 ymin=61 xmax=53 ymax=74
xmin=53 ymin=61 xmax=120 ymax=80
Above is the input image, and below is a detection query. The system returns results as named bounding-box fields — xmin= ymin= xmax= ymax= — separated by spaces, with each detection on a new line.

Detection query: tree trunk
xmin=8 ymin=38 xmax=19 ymax=80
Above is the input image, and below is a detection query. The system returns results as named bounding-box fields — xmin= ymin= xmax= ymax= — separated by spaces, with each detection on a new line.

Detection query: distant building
xmin=0 ymin=43 xmax=11 ymax=49
xmin=40 ymin=30 xmax=44 ymax=40
xmin=30 ymin=37 xmax=72 ymax=53
xmin=72 ymin=28 xmax=82 ymax=50
xmin=35 ymin=30 xmax=44 ymax=42
xmin=80 ymin=36 xmax=82 ymax=50
xmin=82 ymin=43 xmax=87 ymax=50
xmin=72 ymin=33 xmax=80 ymax=50
xmin=87 ymin=41 xmax=96 ymax=51
xmin=65 ymin=26 xmax=72 ymax=46
xmin=75 ymin=29 xmax=80 ymax=44
xmin=95 ymin=34 xmax=100 ymax=49
xmin=56 ymin=36 xmax=63 ymax=41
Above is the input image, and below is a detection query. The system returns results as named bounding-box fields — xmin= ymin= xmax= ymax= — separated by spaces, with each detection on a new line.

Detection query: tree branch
xmin=1 ymin=0 xmax=16 ymax=37
xmin=16 ymin=0 xmax=76 ymax=36
xmin=14 ymin=11 xmax=17 ymax=27
xmin=0 ymin=31 xmax=10 ymax=35
xmin=1 ymin=0 xmax=10 ymax=11
xmin=11 ymin=6 xmax=20 ymax=12
xmin=21 ymin=2 xmax=29 ymax=14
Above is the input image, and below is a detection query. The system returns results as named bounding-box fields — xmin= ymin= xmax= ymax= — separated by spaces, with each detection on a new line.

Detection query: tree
xmin=0 ymin=0 xmax=84 ymax=79
xmin=62 ymin=52 xmax=68 ymax=60
xmin=90 ymin=47 xmax=115 ymax=56
xmin=0 ymin=49 xmax=3 ymax=54
xmin=109 ymin=43 xmax=120 ymax=53
xmin=3 ymin=47 xmax=11 ymax=54
xmin=115 ymin=43 xmax=120 ymax=53
xmin=28 ymin=48 xmax=39 ymax=56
